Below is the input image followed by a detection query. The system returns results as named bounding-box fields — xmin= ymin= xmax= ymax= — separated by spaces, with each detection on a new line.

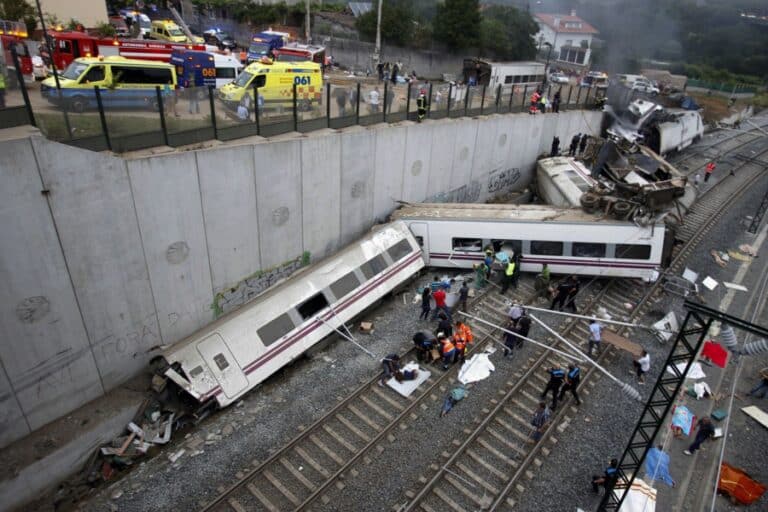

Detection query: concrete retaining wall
xmin=0 ymin=110 xmax=602 ymax=448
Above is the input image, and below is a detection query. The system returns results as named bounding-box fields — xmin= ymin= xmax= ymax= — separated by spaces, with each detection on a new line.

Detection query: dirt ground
xmin=685 ymin=93 xmax=750 ymax=124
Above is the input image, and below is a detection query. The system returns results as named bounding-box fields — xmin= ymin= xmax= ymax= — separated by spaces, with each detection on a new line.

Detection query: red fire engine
xmin=46 ymin=30 xmax=206 ymax=71
xmin=0 ymin=19 xmax=33 ymax=83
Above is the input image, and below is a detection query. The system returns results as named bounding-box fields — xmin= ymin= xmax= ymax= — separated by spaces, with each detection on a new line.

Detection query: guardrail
xmin=1 ymin=72 xmax=600 ymax=153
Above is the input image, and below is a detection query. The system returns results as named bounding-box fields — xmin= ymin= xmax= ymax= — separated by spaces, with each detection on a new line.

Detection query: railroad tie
xmin=455 ymin=462 xmax=500 ymax=494
xmin=247 ymin=481 xmax=281 ymax=512
xmin=467 ymin=448 xmax=511 ymax=479
xmin=226 ymin=497 xmax=248 ymax=512
xmin=335 ymin=413 xmax=371 ymax=442
xmin=263 ymin=470 xmax=301 ymax=506
xmin=360 ymin=394 xmax=395 ymax=421
xmin=444 ymin=473 xmax=492 ymax=508
xmin=477 ymin=437 xmax=518 ymax=466
xmin=309 ymin=433 xmax=346 ymax=466
xmin=293 ymin=445 xmax=331 ymax=478
xmin=432 ymin=486 xmax=470 ymax=512
xmin=322 ymin=424 xmax=358 ymax=453
xmin=279 ymin=457 xmax=316 ymax=490
xmin=347 ymin=404 xmax=382 ymax=431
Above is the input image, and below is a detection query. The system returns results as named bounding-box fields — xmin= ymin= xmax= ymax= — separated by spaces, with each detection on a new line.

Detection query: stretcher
xmin=601 ymin=329 xmax=643 ymax=357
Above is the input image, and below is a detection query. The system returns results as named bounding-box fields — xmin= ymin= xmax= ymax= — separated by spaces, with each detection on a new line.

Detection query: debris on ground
xmin=702 ymin=276 xmax=719 ymax=290
xmin=359 ymin=321 xmax=375 ymax=334
xmin=738 ymin=244 xmax=758 ymax=257
xmin=710 ymin=249 xmax=728 ymax=267
xmin=717 ymin=463 xmax=766 ymax=505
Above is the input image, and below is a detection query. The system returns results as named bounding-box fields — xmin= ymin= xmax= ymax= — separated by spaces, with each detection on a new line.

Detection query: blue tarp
xmin=645 ymin=447 xmax=675 ymax=487
xmin=680 ymin=96 xmax=700 ymax=110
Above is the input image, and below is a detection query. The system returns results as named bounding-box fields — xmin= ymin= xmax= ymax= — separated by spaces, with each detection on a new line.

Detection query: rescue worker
xmin=453 ymin=320 xmax=474 ymax=363
xmin=416 ymin=92 xmax=427 ymax=122
xmin=529 ymin=89 xmax=541 ymax=115
xmin=483 ymin=248 xmax=495 ymax=279
xmin=438 ymin=333 xmax=457 ymax=370
xmin=412 ymin=331 xmax=436 ymax=362
xmin=500 ymin=259 xmax=516 ymax=295
xmin=704 ymin=161 xmax=716 ymax=182
xmin=435 ymin=312 xmax=453 ymax=338
xmin=379 ymin=353 xmax=401 ymax=386
xmin=0 ymin=70 xmax=6 ymax=109
xmin=474 ymin=262 xmax=488 ymax=289
xmin=541 ymin=366 xmax=566 ymax=409
xmin=558 ymin=364 xmax=582 ymax=405
xmin=535 ymin=263 xmax=551 ymax=301
xmin=592 ymin=459 xmax=619 ymax=494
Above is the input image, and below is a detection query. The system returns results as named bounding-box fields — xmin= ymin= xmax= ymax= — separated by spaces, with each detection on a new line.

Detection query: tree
xmin=356 ymin=1 xmax=414 ymax=48
xmin=433 ymin=0 xmax=481 ymax=52
xmin=0 ymin=0 xmax=37 ymax=34
xmin=479 ymin=5 xmax=537 ymax=61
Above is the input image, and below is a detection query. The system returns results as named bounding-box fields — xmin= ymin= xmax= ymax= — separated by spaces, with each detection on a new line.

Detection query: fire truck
xmin=46 ymin=30 xmax=206 ymax=71
xmin=0 ymin=19 xmax=33 ymax=85
xmin=272 ymin=43 xmax=325 ymax=65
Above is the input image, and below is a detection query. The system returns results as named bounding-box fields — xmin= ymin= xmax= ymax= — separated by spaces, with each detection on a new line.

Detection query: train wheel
xmin=580 ymin=192 xmax=600 ymax=212
xmin=613 ymin=201 xmax=632 ymax=218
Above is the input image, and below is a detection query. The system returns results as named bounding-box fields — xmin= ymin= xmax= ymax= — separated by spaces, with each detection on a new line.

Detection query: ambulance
xmin=218 ymin=59 xmax=322 ymax=111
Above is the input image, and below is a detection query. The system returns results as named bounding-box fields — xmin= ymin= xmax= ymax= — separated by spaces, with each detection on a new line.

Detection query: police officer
xmin=558 ymin=364 xmax=582 ymax=405
xmin=541 ymin=366 xmax=565 ymax=409
xmin=592 ymin=458 xmax=619 ymax=494
xmin=500 ymin=259 xmax=516 ymax=295
xmin=416 ymin=92 xmax=427 ymax=122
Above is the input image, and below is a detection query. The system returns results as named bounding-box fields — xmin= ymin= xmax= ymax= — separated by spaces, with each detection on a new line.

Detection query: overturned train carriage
xmin=154 ymin=221 xmax=425 ymax=410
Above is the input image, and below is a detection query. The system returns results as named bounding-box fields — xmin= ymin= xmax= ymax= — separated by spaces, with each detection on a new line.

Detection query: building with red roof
xmin=534 ymin=10 xmax=599 ymax=69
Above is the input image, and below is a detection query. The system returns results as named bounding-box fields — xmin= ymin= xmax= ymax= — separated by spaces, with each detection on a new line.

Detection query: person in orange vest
xmin=529 ymin=90 xmax=541 ymax=115
xmin=453 ymin=321 xmax=474 ymax=363
xmin=239 ymin=49 xmax=247 ymax=64
xmin=438 ymin=333 xmax=457 ymax=370
xmin=704 ymin=161 xmax=716 ymax=182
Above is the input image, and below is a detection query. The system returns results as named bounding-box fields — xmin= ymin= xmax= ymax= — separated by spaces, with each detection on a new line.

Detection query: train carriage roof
xmin=391 ymin=203 xmax=657 ymax=225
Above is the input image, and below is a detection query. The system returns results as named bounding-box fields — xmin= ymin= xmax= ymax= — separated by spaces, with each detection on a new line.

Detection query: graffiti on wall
xmin=211 ymin=251 xmax=311 ymax=317
xmin=427 ymin=180 xmax=482 ymax=204
xmin=487 ymin=167 xmax=521 ymax=193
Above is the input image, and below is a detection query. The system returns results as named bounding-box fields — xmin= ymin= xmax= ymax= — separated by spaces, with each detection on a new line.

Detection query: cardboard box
xmin=359 ymin=321 xmax=374 ymax=334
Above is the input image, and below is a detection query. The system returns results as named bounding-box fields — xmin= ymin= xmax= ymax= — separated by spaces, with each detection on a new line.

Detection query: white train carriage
xmin=648 ymin=110 xmax=704 ymax=156
xmin=392 ymin=203 xmax=671 ymax=280
xmin=156 ymin=221 xmax=424 ymax=409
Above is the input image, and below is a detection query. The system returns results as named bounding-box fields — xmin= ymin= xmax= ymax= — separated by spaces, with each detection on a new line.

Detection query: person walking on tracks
xmin=588 ymin=318 xmax=603 ymax=358
xmin=529 ymin=401 xmax=551 ymax=442
xmin=633 ymin=349 xmax=651 ymax=384
xmin=379 ymin=353 xmax=401 ymax=386
xmin=453 ymin=320 xmax=474 ymax=363
xmin=550 ymin=277 xmax=577 ymax=312
xmin=704 ymin=161 xmax=716 ymax=182
xmin=558 ymin=364 xmax=582 ymax=405
xmin=500 ymin=259 xmax=516 ymax=295
xmin=541 ymin=366 xmax=566 ymax=409
xmin=455 ymin=281 xmax=470 ymax=313
xmin=419 ymin=287 xmax=432 ymax=320
xmin=508 ymin=302 xmax=525 ymax=328
xmin=431 ymin=287 xmax=449 ymax=321
xmin=592 ymin=458 xmax=619 ymax=494
xmin=474 ymin=262 xmax=488 ymax=289
xmin=683 ymin=417 xmax=715 ymax=455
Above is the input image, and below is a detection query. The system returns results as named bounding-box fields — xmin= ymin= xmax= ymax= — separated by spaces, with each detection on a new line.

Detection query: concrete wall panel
xmin=426 ymin=121 xmax=458 ymax=199
xmin=197 ymin=146 xmax=261 ymax=294
xmin=371 ymin=124 xmax=406 ymax=221
xmin=301 ymin=133 xmax=342 ymax=258
xmin=127 ymin=153 xmax=213 ymax=343
xmin=32 ymin=139 xmax=161 ymax=389
xmin=448 ymin=119 xmax=478 ymax=193
xmin=0 ymin=367 xmax=29 ymax=447
xmin=253 ymin=140 xmax=303 ymax=269
xmin=339 ymin=128 xmax=375 ymax=246
xmin=401 ymin=123 xmax=433 ymax=203
xmin=0 ymin=138 xmax=103 ymax=432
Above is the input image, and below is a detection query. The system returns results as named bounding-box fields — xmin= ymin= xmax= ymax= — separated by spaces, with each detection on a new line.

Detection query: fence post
xmin=495 ymin=84 xmax=502 ymax=113
xmin=522 ymin=85 xmax=528 ymax=109
xmin=326 ymin=82 xmax=331 ymax=128
xmin=566 ymin=85 xmax=572 ymax=107
xmin=156 ymin=86 xmax=169 ymax=146
xmin=464 ymin=86 xmax=470 ymax=116
xmin=427 ymin=82 xmax=433 ymax=118
xmin=207 ymin=86 xmax=218 ymax=139
xmin=584 ymin=87 xmax=592 ymax=107
xmin=93 ymin=86 xmax=111 ymax=151
xmin=480 ymin=85 xmax=486 ymax=113
xmin=355 ymin=82 xmax=361 ymax=125
xmin=406 ymin=82 xmax=412 ymax=121
xmin=383 ymin=81 xmax=388 ymax=122
xmin=254 ymin=85 xmax=260 ymax=135
xmin=292 ymin=83 xmax=298 ymax=132
xmin=446 ymin=82 xmax=453 ymax=117
xmin=575 ymin=86 xmax=581 ymax=106
xmin=508 ymin=86 xmax=514 ymax=111
xmin=10 ymin=45 xmax=35 ymax=127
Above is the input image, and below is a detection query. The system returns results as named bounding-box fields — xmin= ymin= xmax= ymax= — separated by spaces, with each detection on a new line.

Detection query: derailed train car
xmin=153 ymin=221 xmax=424 ymax=411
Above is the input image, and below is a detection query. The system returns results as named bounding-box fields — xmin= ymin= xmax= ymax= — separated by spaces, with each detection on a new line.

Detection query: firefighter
xmin=453 ymin=321 xmax=474 ymax=363
xmin=416 ymin=92 xmax=427 ymax=122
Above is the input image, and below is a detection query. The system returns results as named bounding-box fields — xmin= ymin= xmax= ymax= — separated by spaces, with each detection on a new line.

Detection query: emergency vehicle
xmin=40 ymin=56 xmax=177 ymax=113
xmin=170 ymin=49 xmax=243 ymax=90
xmin=218 ymin=59 xmax=322 ymax=111
xmin=247 ymin=31 xmax=289 ymax=62
xmin=45 ymin=30 xmax=205 ymax=71
xmin=273 ymin=43 xmax=325 ymax=65
xmin=150 ymin=20 xmax=188 ymax=43
xmin=0 ymin=19 xmax=33 ymax=83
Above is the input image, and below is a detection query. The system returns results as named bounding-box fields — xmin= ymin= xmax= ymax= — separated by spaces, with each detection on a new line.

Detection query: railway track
xmin=199 ymin=134 xmax=768 ymax=512
xmin=397 ymin=146 xmax=768 ymax=512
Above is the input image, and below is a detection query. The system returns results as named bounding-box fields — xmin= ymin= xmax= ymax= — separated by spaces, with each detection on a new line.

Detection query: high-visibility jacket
xmin=505 ymin=261 xmax=516 ymax=276
xmin=454 ymin=324 xmax=473 ymax=351
xmin=440 ymin=338 xmax=456 ymax=354
xmin=0 ymin=73 xmax=5 ymax=89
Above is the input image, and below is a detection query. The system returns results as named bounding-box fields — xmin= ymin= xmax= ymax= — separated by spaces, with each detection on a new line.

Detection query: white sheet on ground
xmin=665 ymin=361 xmax=706 ymax=379
xmin=693 ymin=381 xmax=711 ymax=399
xmin=386 ymin=362 xmax=431 ymax=397
xmin=653 ymin=311 xmax=678 ymax=342
xmin=458 ymin=353 xmax=495 ymax=385
xmin=613 ymin=477 xmax=656 ymax=512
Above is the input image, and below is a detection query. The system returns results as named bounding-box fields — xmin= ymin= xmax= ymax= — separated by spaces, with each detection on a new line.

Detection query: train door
xmin=196 ymin=334 xmax=249 ymax=399
xmin=408 ymin=222 xmax=429 ymax=262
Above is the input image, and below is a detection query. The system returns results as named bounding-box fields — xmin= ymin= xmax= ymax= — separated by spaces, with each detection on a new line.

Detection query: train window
xmin=189 ymin=366 xmax=204 ymax=378
xmin=297 ymin=292 xmax=330 ymax=320
xmin=387 ymin=239 xmax=412 ymax=262
xmin=530 ymin=241 xmax=564 ymax=256
xmin=573 ymin=242 xmax=606 ymax=258
xmin=452 ymin=238 xmax=483 ymax=252
xmin=257 ymin=313 xmax=296 ymax=347
xmin=359 ymin=254 xmax=388 ymax=279
xmin=213 ymin=353 xmax=230 ymax=371
xmin=491 ymin=239 xmax=522 ymax=255
xmin=330 ymin=271 xmax=360 ymax=300
xmin=414 ymin=236 xmax=424 ymax=247
xmin=616 ymin=244 xmax=652 ymax=260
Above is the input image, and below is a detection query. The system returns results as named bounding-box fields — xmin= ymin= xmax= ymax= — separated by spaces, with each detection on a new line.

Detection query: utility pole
xmin=305 ymin=0 xmax=311 ymax=43
xmin=374 ymin=0 xmax=383 ymax=63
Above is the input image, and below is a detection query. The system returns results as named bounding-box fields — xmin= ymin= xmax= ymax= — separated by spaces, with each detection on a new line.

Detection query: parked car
xmin=549 ymin=72 xmax=570 ymax=84
xmin=109 ymin=16 xmax=130 ymax=37
xmin=631 ymin=78 xmax=660 ymax=95
xmin=204 ymin=29 xmax=237 ymax=50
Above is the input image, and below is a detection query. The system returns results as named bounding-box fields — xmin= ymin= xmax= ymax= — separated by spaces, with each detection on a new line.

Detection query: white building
xmin=534 ymin=11 xmax=598 ymax=69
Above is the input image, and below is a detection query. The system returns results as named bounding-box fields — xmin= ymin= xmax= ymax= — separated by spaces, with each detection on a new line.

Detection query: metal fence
xmin=686 ymin=79 xmax=758 ymax=95
xmin=0 ymin=70 xmax=599 ymax=153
